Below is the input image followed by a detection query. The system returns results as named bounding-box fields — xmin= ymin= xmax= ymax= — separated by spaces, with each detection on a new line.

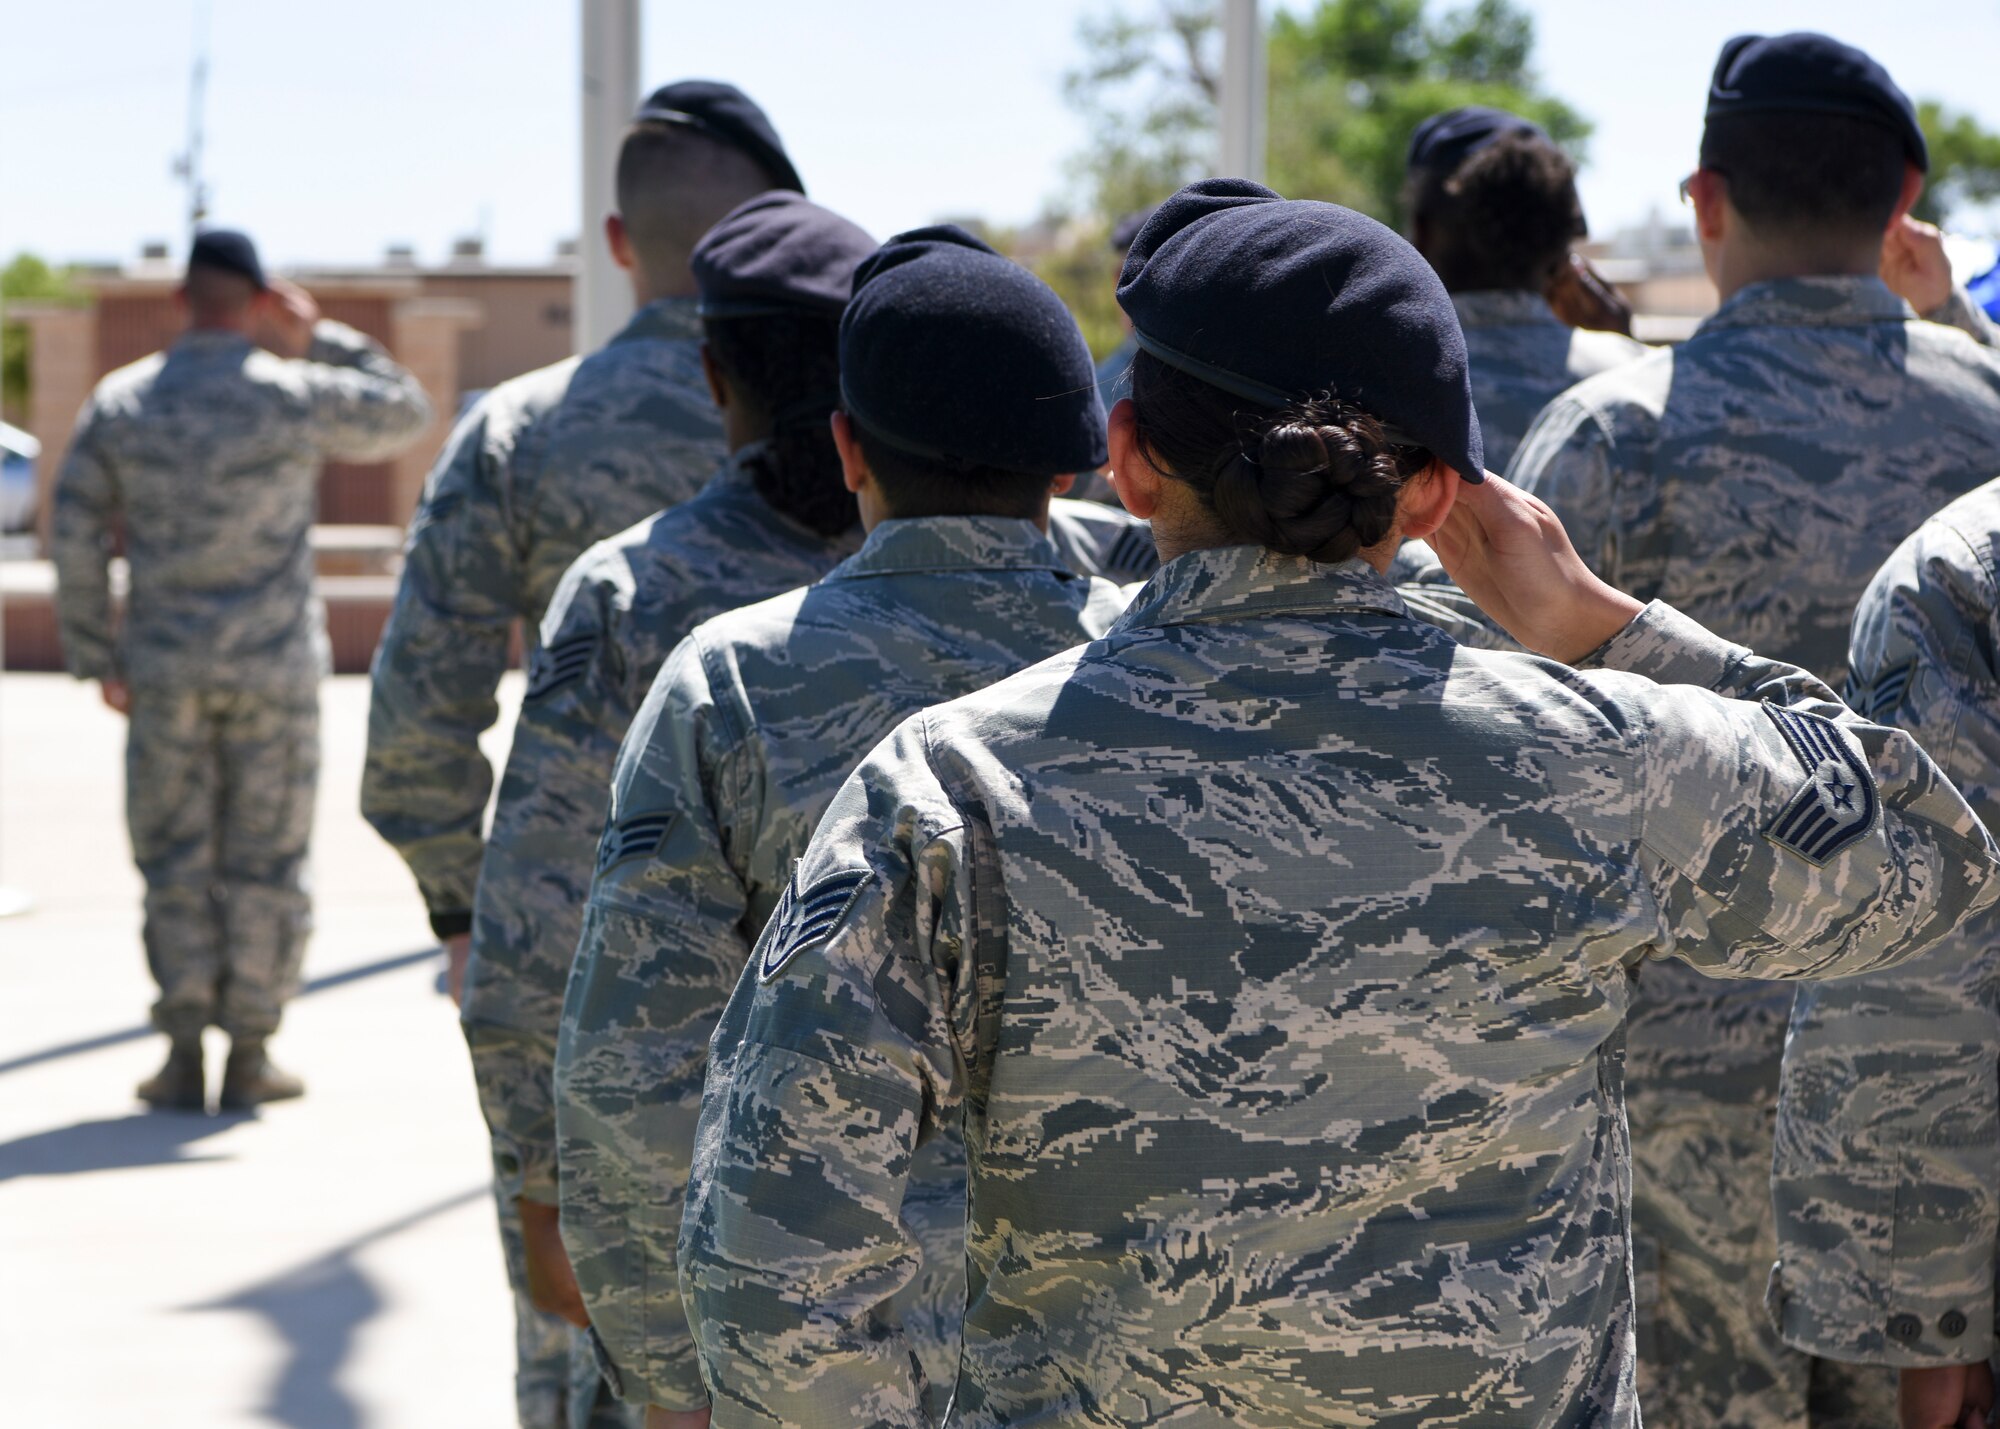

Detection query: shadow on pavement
xmin=0 ymin=947 xmax=442 ymax=1078
xmin=0 ymin=1108 xmax=255 ymax=1182
xmin=186 ymin=1185 xmax=489 ymax=1429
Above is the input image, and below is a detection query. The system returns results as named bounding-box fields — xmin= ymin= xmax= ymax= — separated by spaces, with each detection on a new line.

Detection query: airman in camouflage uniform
xmin=360 ymin=81 xmax=805 ymax=1429
xmin=1402 ymin=106 xmax=1650 ymax=474
xmin=1506 ymin=35 xmax=2000 ymax=1424
xmin=557 ymin=516 xmax=1130 ymax=1414
xmin=549 ymin=222 xmax=1142 ymax=1418
xmin=678 ymin=178 xmax=2000 ymax=1429
xmin=52 ymin=229 xmax=429 ymax=1111
xmin=1770 ymin=477 xmax=2000 ymax=1427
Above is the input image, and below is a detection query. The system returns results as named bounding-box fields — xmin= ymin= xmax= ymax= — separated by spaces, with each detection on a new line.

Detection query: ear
xmin=830 ymin=410 xmax=869 ymax=496
xmin=1689 ymin=168 xmax=1729 ymax=245
xmin=1892 ymin=163 xmax=1925 ymax=224
xmin=1106 ymin=398 xmax=1161 ymax=520
xmin=699 ymin=344 xmax=730 ymax=410
xmin=1049 ymin=472 xmax=1077 ymax=498
xmin=1395 ymin=458 xmax=1461 ymax=542
xmin=605 ymin=213 xmax=635 ymax=272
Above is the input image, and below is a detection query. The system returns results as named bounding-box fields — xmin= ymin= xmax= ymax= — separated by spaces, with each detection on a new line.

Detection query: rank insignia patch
xmin=524 ymin=631 xmax=598 ymax=700
xmin=596 ymin=810 xmax=676 ymax=874
xmin=1763 ymin=705 xmax=1878 ymax=864
xmin=757 ymin=867 xmax=871 ymax=983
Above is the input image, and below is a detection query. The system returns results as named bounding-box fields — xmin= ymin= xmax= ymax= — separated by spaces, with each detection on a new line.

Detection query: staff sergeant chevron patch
xmin=596 ymin=810 xmax=676 ymax=874
xmin=1763 ymin=705 xmax=1878 ymax=864
xmin=757 ymin=867 xmax=872 ymax=983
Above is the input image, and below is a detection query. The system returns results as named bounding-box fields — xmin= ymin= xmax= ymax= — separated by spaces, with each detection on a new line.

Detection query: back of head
xmin=839 ymin=225 xmax=1107 ymax=520
xmin=618 ymin=80 xmax=803 ymax=288
xmin=183 ymin=227 xmax=265 ymax=326
xmin=693 ymin=192 xmax=878 ymax=536
xmin=1404 ymin=109 xmax=1583 ymax=291
xmin=1699 ymin=32 xmax=1925 ymax=252
xmin=1116 ymin=179 xmax=1481 ymax=563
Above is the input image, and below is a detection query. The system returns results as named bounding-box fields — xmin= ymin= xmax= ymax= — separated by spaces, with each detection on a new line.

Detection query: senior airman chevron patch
xmin=1763 ymin=705 xmax=1878 ymax=864
xmin=757 ymin=867 xmax=871 ymax=983
xmin=524 ymin=630 xmax=598 ymax=700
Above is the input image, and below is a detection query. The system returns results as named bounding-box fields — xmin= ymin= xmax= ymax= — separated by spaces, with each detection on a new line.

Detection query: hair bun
xmin=1209 ymin=407 xmax=1408 ymax=563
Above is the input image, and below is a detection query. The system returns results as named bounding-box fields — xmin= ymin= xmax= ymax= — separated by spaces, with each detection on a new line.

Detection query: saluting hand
xmin=1881 ymin=215 xmax=1956 ymax=317
xmin=1545 ymin=252 xmax=1634 ymax=336
xmin=255 ymin=277 xmax=321 ymax=359
xmin=1424 ymin=471 xmax=1643 ymax=665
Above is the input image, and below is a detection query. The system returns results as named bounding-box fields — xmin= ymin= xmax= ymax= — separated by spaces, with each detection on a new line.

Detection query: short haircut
xmin=183 ymin=265 xmax=259 ymax=321
xmin=852 ymin=422 xmax=1053 ymax=522
xmin=1405 ymin=132 xmax=1584 ymax=291
xmin=1700 ymin=112 xmax=1908 ymax=245
xmin=615 ymin=121 xmax=779 ymax=285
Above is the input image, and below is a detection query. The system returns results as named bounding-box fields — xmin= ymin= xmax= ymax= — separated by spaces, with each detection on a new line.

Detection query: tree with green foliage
xmin=2 ymin=254 xmax=84 ymax=425
xmin=1045 ymin=0 xmax=1589 ymax=355
xmin=1062 ymin=0 xmax=1587 ymax=228
xmin=1917 ymin=100 xmax=2000 ymax=226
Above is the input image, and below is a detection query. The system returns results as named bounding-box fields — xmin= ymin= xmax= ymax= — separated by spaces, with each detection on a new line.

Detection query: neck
xmin=186 ymin=314 xmax=252 ymax=336
xmin=1708 ymin=240 xmax=1881 ymax=302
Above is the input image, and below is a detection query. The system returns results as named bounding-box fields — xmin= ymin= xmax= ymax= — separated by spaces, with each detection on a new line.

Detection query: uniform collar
xmin=1697 ymin=275 xmax=1912 ymax=334
xmin=1451 ymin=289 xmax=1565 ymax=330
xmin=171 ymin=328 xmax=256 ymax=354
xmin=609 ymin=297 xmax=704 ymax=346
xmin=826 ymin=515 xmax=1072 ymax=582
xmin=705 ymin=439 xmax=770 ymax=495
xmin=1111 ymin=544 xmax=1410 ymax=634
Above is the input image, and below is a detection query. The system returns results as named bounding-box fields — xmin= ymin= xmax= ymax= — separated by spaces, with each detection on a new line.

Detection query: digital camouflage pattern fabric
xmin=53 ymin=320 xmax=431 ymax=689
xmin=462 ymin=446 xmax=861 ymax=1207
xmin=557 ymin=516 xmax=1130 ymax=1412
xmin=1452 ymin=289 xmax=1649 ymax=475
xmin=1508 ymin=273 xmax=2000 ymax=1426
xmin=1772 ymin=476 xmax=2000 ymax=1373
xmin=52 ymin=319 xmax=428 ymax=1042
xmin=358 ymin=296 xmax=719 ymax=1429
xmin=680 ymin=547 xmax=1999 ymax=1429
xmin=361 ymin=298 xmax=723 ymax=936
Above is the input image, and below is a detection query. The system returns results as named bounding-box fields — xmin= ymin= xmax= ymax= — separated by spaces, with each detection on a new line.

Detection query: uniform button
xmin=1887 ymin=1313 xmax=1923 ymax=1344
xmin=1940 ymin=1310 xmax=1968 ymax=1339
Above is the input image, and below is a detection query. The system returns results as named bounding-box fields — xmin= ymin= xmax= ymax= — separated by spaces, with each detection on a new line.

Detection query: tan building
xmin=5 ymin=241 xmax=577 ymax=672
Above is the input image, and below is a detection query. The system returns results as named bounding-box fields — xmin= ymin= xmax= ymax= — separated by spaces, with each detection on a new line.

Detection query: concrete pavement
xmin=0 ymin=672 xmax=526 ymax=1427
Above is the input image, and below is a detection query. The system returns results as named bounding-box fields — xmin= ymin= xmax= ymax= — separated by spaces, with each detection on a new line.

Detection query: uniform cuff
xmin=428 ymin=909 xmax=473 ymax=940
xmin=1575 ymin=600 xmax=1752 ymax=690
xmin=1769 ymin=1252 xmax=1993 ymax=1368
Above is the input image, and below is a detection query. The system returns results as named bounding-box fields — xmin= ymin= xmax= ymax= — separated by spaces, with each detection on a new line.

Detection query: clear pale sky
xmin=4 ymin=0 xmax=1998 ymax=270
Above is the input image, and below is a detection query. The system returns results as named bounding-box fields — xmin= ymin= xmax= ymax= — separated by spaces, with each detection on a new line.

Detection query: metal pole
xmin=1218 ymin=0 xmax=1267 ymax=184
xmin=575 ymin=0 xmax=642 ymax=354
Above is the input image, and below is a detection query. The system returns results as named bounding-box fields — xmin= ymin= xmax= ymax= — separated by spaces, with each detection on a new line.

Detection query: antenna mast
xmin=172 ymin=1 xmax=212 ymax=236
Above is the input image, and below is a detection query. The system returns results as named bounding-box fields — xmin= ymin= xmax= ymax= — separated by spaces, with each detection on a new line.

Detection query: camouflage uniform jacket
xmin=555 ymin=516 xmax=1130 ymax=1409
xmin=361 ymin=299 xmax=723 ymax=933
xmin=1772 ymin=476 xmax=2000 ymax=1368
xmin=679 ymin=545 xmax=1999 ymax=1429
xmin=461 ymin=445 xmax=862 ymax=1202
xmin=1508 ymin=274 xmax=2000 ymax=1122
xmin=1452 ymin=289 xmax=1649 ymax=475
xmin=52 ymin=320 xmax=430 ymax=690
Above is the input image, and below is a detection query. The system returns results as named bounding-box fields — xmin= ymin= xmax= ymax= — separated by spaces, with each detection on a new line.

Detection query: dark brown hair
xmin=1129 ymin=348 xmax=1430 ymax=564
xmin=703 ymin=313 xmax=856 ymax=536
xmin=1405 ymin=131 xmax=1585 ymax=291
xmin=1700 ymin=112 xmax=1907 ymax=245
xmin=851 ymin=425 xmax=1052 ymax=522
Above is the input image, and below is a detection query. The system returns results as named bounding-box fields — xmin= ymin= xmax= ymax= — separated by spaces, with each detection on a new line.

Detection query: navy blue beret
xmin=1118 ymin=179 xmax=1484 ymax=481
xmin=187 ymin=228 xmax=265 ymax=288
xmin=1704 ymin=33 xmax=1927 ymax=171
xmin=840 ymin=225 xmax=1107 ymax=476
xmin=1407 ymin=105 xmax=1547 ymax=177
xmin=693 ymin=193 xmax=875 ymax=320
xmin=635 ymin=80 xmax=804 ymax=193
